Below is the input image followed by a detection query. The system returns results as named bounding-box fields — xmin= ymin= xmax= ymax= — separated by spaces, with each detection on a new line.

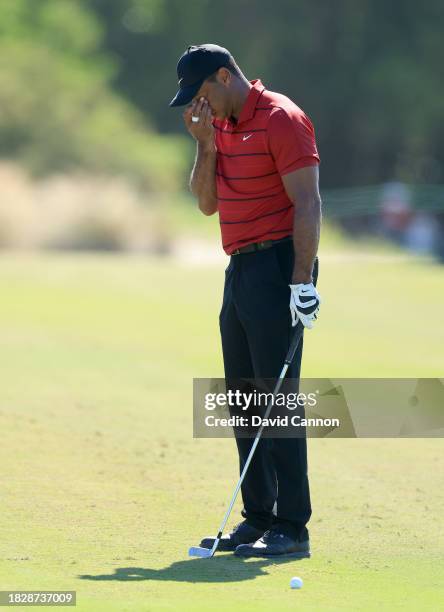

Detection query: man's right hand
xmin=183 ymin=97 xmax=215 ymax=151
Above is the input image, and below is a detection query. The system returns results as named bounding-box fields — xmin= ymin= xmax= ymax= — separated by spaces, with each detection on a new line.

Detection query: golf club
xmin=189 ymin=320 xmax=304 ymax=558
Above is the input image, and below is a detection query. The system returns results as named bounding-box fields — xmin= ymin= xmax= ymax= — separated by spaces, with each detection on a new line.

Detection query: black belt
xmin=231 ymin=235 xmax=292 ymax=256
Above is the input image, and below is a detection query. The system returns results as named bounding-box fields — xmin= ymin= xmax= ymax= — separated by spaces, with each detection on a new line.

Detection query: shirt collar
xmin=235 ymin=79 xmax=265 ymax=125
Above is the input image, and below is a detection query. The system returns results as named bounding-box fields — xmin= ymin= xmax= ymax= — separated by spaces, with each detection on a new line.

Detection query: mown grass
xmin=0 ymin=250 xmax=443 ymax=611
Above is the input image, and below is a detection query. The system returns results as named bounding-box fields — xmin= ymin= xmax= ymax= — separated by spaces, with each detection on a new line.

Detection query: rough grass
xmin=0 ymin=252 xmax=443 ymax=611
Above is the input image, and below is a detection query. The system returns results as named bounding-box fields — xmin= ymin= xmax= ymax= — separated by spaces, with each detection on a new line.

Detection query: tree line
xmin=1 ymin=0 xmax=443 ymax=190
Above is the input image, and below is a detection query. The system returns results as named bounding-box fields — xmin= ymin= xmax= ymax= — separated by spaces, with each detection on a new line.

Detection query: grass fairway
xmin=0 ymin=252 xmax=443 ymax=611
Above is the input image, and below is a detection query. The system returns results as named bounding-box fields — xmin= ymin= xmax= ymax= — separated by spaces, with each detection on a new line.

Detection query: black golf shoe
xmin=234 ymin=528 xmax=310 ymax=558
xmin=200 ymin=521 xmax=265 ymax=552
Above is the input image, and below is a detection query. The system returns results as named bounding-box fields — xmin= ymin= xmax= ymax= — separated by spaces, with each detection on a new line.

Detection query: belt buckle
xmin=232 ymin=248 xmax=241 ymax=255
xmin=257 ymin=241 xmax=270 ymax=251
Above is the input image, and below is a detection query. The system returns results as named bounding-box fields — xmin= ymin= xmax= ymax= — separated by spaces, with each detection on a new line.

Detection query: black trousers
xmin=219 ymin=239 xmax=319 ymax=540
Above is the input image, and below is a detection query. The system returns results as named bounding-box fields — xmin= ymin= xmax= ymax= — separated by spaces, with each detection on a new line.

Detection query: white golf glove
xmin=289 ymin=282 xmax=321 ymax=330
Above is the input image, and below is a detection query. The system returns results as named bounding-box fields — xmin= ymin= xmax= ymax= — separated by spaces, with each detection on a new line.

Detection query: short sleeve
xmin=267 ymin=107 xmax=320 ymax=176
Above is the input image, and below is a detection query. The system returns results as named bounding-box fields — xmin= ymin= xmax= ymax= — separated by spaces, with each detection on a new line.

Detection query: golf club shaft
xmin=210 ymin=322 xmax=304 ymax=555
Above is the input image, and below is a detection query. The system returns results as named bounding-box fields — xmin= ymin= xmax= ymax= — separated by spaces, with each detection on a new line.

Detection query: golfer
xmin=170 ymin=44 xmax=321 ymax=558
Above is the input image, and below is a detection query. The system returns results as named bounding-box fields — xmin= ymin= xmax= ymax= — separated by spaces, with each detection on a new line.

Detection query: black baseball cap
xmin=169 ymin=44 xmax=232 ymax=107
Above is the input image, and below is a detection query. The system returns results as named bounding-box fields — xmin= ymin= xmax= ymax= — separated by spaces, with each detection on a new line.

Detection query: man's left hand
xmin=289 ymin=283 xmax=321 ymax=329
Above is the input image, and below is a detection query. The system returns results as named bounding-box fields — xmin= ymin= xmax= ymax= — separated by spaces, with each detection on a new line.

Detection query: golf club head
xmin=188 ymin=546 xmax=213 ymax=558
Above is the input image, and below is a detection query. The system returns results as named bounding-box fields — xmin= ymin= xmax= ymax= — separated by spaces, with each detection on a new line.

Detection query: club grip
xmin=285 ymin=321 xmax=304 ymax=365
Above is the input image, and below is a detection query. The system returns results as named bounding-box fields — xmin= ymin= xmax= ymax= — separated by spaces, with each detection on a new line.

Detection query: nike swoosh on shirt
xmin=242 ymin=134 xmax=253 ymax=141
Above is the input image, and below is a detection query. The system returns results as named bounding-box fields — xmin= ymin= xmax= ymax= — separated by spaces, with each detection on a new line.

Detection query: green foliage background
xmin=1 ymin=0 xmax=443 ymax=191
xmin=0 ymin=0 xmax=189 ymax=192
xmin=86 ymin=0 xmax=444 ymax=187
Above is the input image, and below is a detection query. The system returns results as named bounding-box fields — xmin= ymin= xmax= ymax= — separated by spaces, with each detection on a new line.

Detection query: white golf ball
xmin=290 ymin=576 xmax=303 ymax=589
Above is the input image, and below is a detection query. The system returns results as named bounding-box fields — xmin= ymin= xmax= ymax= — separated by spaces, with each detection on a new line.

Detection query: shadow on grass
xmin=79 ymin=555 xmax=301 ymax=583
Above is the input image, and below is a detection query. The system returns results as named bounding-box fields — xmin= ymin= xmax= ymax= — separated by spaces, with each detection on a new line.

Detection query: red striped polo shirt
xmin=213 ymin=79 xmax=320 ymax=254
